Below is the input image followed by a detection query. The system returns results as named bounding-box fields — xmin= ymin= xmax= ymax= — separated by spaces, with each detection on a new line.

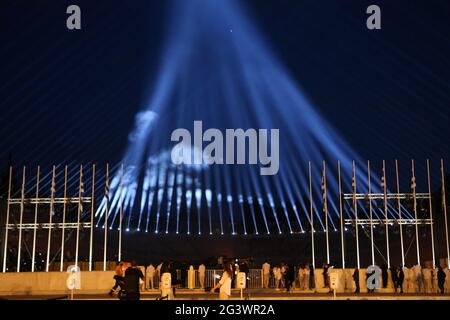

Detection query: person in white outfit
xmin=139 ymin=265 xmax=146 ymax=291
xmin=273 ymin=267 xmax=281 ymax=290
xmin=402 ymin=266 xmax=410 ymax=293
xmin=146 ymin=264 xmax=156 ymax=290
xmin=280 ymin=264 xmax=286 ymax=288
xmin=198 ymin=264 xmax=206 ymax=289
xmin=211 ymin=263 xmax=233 ymax=300
xmin=262 ymin=262 xmax=271 ymax=289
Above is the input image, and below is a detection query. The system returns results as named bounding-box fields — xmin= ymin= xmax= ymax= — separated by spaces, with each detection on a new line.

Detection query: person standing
xmin=402 ymin=266 xmax=410 ymax=293
xmin=198 ymin=263 xmax=206 ymax=289
xmin=262 ymin=262 xmax=271 ymax=289
xmin=309 ymin=264 xmax=315 ymax=291
xmin=211 ymin=262 xmax=233 ymax=300
xmin=298 ymin=265 xmax=306 ymax=290
xmin=280 ymin=263 xmax=286 ymax=289
xmin=396 ymin=267 xmax=404 ymax=293
xmin=391 ymin=266 xmax=398 ymax=293
xmin=381 ymin=264 xmax=388 ymax=289
xmin=437 ymin=266 xmax=446 ymax=294
xmin=146 ymin=263 xmax=156 ymax=290
xmin=286 ymin=264 xmax=295 ymax=292
xmin=122 ymin=261 xmax=145 ymax=300
xmin=353 ymin=268 xmax=360 ymax=294
xmin=273 ymin=266 xmax=281 ymax=290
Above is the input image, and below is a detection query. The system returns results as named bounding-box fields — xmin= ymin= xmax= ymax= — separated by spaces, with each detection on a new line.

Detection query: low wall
xmin=0 ymin=271 xmax=116 ymax=296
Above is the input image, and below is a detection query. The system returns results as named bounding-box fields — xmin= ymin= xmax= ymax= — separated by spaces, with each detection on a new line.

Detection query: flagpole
xmin=367 ymin=160 xmax=375 ymax=266
xmin=338 ymin=161 xmax=345 ymax=269
xmin=16 ymin=166 xmax=26 ymax=272
xmin=118 ymin=164 xmax=124 ymax=262
xmin=46 ymin=165 xmax=56 ymax=272
xmin=426 ymin=159 xmax=436 ymax=269
xmin=75 ymin=164 xmax=83 ymax=269
xmin=2 ymin=166 xmax=12 ymax=273
xmin=60 ymin=166 xmax=68 ymax=272
xmin=441 ymin=159 xmax=450 ymax=268
xmin=352 ymin=160 xmax=360 ymax=269
xmin=395 ymin=160 xmax=405 ymax=268
xmin=31 ymin=166 xmax=40 ymax=272
xmin=322 ymin=161 xmax=330 ymax=264
xmin=89 ymin=164 xmax=96 ymax=271
xmin=103 ymin=163 xmax=110 ymax=271
xmin=411 ymin=159 xmax=420 ymax=266
xmin=382 ymin=160 xmax=391 ymax=268
xmin=309 ymin=161 xmax=315 ymax=269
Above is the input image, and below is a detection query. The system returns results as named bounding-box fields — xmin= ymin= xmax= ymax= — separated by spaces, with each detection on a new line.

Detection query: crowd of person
xmin=108 ymin=259 xmax=450 ymax=300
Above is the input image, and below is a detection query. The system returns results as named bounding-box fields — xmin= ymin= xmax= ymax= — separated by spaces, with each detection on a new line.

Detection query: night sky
xmin=1 ymin=0 xmax=449 ymax=169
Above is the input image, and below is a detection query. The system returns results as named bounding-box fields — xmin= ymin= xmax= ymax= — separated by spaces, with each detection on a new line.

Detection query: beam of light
xmin=246 ymin=196 xmax=259 ymax=235
xmin=145 ymin=190 xmax=155 ymax=232
xmin=223 ymin=166 xmax=236 ymax=234
xmin=239 ymin=169 xmax=258 ymax=234
xmin=154 ymin=163 xmax=167 ymax=233
xmin=165 ymin=169 xmax=176 ymax=234
xmin=205 ymin=189 xmax=213 ymax=235
xmin=272 ymin=174 xmax=294 ymax=233
xmin=145 ymin=164 xmax=159 ymax=232
xmin=247 ymin=167 xmax=269 ymax=234
xmin=195 ymin=187 xmax=202 ymax=235
xmin=185 ymin=189 xmax=193 ymax=235
xmin=267 ymin=192 xmax=281 ymax=234
xmin=96 ymin=0 xmax=393 ymax=235
xmin=279 ymin=167 xmax=304 ymax=232
xmin=175 ymin=170 xmax=184 ymax=234
xmin=233 ymin=168 xmax=247 ymax=235
xmin=204 ymin=169 xmax=213 ymax=234
xmin=238 ymin=194 xmax=248 ymax=235
xmin=214 ymin=167 xmax=224 ymax=235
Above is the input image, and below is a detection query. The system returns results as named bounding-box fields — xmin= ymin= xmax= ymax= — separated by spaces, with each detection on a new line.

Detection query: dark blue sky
xmin=1 ymin=0 xmax=449 ymax=169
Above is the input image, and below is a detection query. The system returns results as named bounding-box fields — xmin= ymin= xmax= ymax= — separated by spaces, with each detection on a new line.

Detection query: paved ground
xmin=2 ymin=289 xmax=450 ymax=300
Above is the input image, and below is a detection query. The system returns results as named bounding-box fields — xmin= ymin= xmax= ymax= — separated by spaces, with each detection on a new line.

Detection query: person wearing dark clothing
xmin=438 ymin=266 xmax=446 ymax=294
xmin=396 ymin=267 xmax=404 ymax=293
xmin=309 ymin=264 xmax=315 ymax=290
xmin=180 ymin=262 xmax=188 ymax=288
xmin=285 ymin=264 xmax=295 ymax=292
xmin=288 ymin=264 xmax=296 ymax=291
xmin=391 ymin=266 xmax=399 ymax=292
xmin=353 ymin=268 xmax=360 ymax=293
xmin=381 ymin=264 xmax=388 ymax=288
xmin=121 ymin=261 xmax=145 ymax=301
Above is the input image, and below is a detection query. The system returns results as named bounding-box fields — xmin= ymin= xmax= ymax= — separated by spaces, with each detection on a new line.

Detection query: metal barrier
xmin=143 ymin=268 xmax=305 ymax=290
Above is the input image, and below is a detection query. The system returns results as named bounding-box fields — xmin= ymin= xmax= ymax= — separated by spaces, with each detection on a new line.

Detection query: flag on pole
xmin=352 ymin=173 xmax=357 ymax=208
xmin=321 ymin=168 xmax=326 ymax=199
xmin=80 ymin=168 xmax=84 ymax=213
xmin=321 ymin=166 xmax=327 ymax=213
